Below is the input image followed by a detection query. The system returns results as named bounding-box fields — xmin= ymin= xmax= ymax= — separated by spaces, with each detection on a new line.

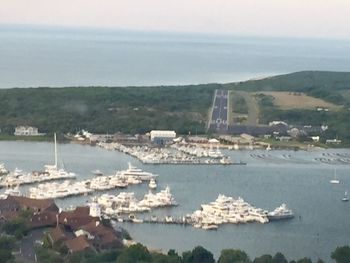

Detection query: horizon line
xmin=2 ymin=22 xmax=350 ymax=42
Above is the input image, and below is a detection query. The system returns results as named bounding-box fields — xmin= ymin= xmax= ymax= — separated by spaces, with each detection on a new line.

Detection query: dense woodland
xmin=2 ymin=235 xmax=349 ymax=263
xmin=0 ymin=71 xmax=350 ymax=142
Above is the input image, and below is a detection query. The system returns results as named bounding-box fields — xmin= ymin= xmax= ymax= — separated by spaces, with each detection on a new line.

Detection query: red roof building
xmin=65 ymin=236 xmax=92 ymax=254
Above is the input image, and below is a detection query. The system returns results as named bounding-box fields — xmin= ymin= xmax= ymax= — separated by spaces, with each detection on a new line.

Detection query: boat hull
xmin=267 ymin=214 xmax=294 ymax=221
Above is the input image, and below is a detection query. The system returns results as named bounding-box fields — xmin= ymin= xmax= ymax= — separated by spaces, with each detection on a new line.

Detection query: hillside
xmin=0 ymin=84 xmax=218 ymax=135
xmin=225 ymin=71 xmax=350 ymax=105
xmin=0 ymin=71 xmax=350 ymax=139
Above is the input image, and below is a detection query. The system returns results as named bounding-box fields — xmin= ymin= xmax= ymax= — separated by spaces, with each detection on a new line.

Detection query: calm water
xmin=1 ymin=25 xmax=350 ymax=88
xmin=0 ymin=141 xmax=349 ymax=261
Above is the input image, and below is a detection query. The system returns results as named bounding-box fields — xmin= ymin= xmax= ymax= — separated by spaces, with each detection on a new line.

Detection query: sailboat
xmin=330 ymin=169 xmax=340 ymax=184
xmin=43 ymin=133 xmax=76 ymax=179
xmin=342 ymin=191 xmax=349 ymax=202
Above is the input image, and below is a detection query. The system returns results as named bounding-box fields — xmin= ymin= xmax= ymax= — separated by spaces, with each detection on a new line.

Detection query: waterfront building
xmin=150 ymin=130 xmax=176 ymax=145
xmin=14 ymin=125 xmax=45 ymax=136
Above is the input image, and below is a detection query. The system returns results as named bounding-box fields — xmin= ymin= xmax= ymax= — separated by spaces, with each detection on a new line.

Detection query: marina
xmin=97 ymin=142 xmax=240 ymax=165
xmin=0 ymin=141 xmax=349 ymax=260
xmin=28 ymin=163 xmax=158 ymax=199
xmin=0 ymin=133 xmax=76 ymax=188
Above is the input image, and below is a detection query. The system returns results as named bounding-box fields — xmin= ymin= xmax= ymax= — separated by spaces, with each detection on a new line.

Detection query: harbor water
xmin=0 ymin=141 xmax=349 ymax=261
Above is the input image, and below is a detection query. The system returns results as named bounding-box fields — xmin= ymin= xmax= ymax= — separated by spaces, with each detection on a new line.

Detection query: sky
xmin=1 ymin=0 xmax=350 ymax=39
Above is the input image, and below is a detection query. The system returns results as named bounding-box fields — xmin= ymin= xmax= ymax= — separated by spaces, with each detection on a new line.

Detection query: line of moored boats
xmin=28 ymin=163 xmax=158 ymax=199
xmin=97 ymin=142 xmax=237 ymax=165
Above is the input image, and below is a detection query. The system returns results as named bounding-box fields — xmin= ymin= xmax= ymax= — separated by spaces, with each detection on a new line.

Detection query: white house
xmin=311 ymin=136 xmax=320 ymax=142
xmin=14 ymin=126 xmax=45 ymax=136
xmin=326 ymin=139 xmax=342 ymax=144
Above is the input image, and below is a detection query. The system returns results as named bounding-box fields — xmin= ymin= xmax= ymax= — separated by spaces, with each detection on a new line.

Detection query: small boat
xmin=92 ymin=169 xmax=103 ymax=176
xmin=201 ymin=223 xmax=218 ymax=230
xmin=330 ymin=169 xmax=340 ymax=184
xmin=4 ymin=185 xmax=22 ymax=197
xmin=165 ymin=215 xmax=173 ymax=223
xmin=129 ymin=213 xmax=143 ymax=223
xmin=148 ymin=178 xmax=157 ymax=189
xmin=342 ymin=191 xmax=349 ymax=202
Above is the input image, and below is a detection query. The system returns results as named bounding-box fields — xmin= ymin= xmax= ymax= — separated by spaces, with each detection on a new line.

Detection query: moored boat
xmin=267 ymin=203 xmax=294 ymax=220
xmin=342 ymin=191 xmax=349 ymax=202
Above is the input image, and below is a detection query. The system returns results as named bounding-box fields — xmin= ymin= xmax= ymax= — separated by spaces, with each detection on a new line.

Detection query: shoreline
xmin=0 ymin=135 xmax=346 ymax=150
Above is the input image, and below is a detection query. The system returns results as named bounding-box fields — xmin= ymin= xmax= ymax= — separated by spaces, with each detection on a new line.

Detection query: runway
xmin=209 ymin=89 xmax=229 ymax=133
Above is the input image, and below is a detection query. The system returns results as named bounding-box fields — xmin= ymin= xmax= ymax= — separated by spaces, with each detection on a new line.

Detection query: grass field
xmin=256 ymin=91 xmax=341 ymax=111
xmin=229 ymin=91 xmax=260 ymax=125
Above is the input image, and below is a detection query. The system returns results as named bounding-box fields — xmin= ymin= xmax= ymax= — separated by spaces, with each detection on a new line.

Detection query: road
xmin=208 ymin=89 xmax=228 ymax=133
xmin=14 ymin=229 xmax=46 ymax=263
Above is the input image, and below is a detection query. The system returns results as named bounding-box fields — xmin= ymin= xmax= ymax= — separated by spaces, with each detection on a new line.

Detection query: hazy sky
xmin=1 ymin=0 xmax=350 ymax=38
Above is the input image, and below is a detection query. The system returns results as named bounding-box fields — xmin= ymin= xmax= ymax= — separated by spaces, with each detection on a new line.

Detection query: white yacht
xmin=139 ymin=186 xmax=177 ymax=208
xmin=92 ymin=169 xmax=103 ymax=176
xmin=148 ymin=178 xmax=157 ymax=189
xmin=191 ymin=194 xmax=269 ymax=229
xmin=5 ymin=185 xmax=22 ymax=196
xmin=41 ymin=133 xmax=76 ymax=179
xmin=0 ymin=164 xmax=9 ymax=175
xmin=207 ymin=146 xmax=224 ymax=159
xmin=117 ymin=163 xmax=157 ymax=181
xmin=267 ymin=203 xmax=294 ymax=220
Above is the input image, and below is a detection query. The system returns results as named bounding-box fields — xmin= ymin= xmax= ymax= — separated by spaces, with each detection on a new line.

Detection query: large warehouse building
xmin=150 ymin=130 xmax=176 ymax=145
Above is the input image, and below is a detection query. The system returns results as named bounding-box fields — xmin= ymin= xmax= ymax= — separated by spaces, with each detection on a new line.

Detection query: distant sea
xmin=1 ymin=25 xmax=350 ymax=89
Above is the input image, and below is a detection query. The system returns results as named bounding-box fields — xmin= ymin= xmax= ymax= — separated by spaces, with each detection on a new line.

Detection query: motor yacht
xmin=92 ymin=170 xmax=103 ymax=176
xmin=191 ymin=194 xmax=269 ymax=229
xmin=267 ymin=203 xmax=294 ymax=220
xmin=117 ymin=163 xmax=157 ymax=181
xmin=0 ymin=164 xmax=9 ymax=175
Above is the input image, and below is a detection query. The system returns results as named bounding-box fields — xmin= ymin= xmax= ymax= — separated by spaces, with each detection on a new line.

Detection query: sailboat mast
xmin=54 ymin=133 xmax=58 ymax=168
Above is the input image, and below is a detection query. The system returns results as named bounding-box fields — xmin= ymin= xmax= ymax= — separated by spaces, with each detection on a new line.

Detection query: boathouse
xmin=150 ymin=130 xmax=176 ymax=145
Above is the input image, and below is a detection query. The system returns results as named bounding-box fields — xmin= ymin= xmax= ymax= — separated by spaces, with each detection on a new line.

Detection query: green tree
xmin=0 ymin=236 xmax=15 ymax=263
xmin=151 ymin=251 xmax=182 ymax=263
xmin=182 ymin=246 xmax=215 ymax=263
xmin=331 ymin=246 xmax=350 ymax=263
xmin=253 ymin=254 xmax=273 ymax=263
xmin=0 ymin=249 xmax=14 ymax=263
xmin=218 ymin=249 xmax=250 ymax=263
xmin=116 ymin=243 xmax=152 ymax=263
xmin=35 ymin=246 xmax=64 ymax=263
xmin=272 ymin=252 xmax=288 ymax=263
xmin=296 ymin=258 xmax=312 ymax=263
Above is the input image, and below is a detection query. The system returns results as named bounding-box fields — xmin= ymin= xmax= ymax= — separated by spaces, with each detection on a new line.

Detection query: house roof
xmin=59 ymin=207 xmax=98 ymax=230
xmin=0 ymin=197 xmax=20 ymax=211
xmin=59 ymin=206 xmax=90 ymax=219
xmin=49 ymin=226 xmax=68 ymax=244
xmin=80 ymin=221 xmax=121 ymax=247
xmin=65 ymin=236 xmax=91 ymax=253
xmin=9 ymin=196 xmax=58 ymax=212
xmin=30 ymin=211 xmax=57 ymax=228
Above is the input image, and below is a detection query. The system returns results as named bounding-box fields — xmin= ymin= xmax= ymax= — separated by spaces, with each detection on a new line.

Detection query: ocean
xmin=0 ymin=141 xmax=349 ymax=262
xmin=1 ymin=25 xmax=350 ymax=88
